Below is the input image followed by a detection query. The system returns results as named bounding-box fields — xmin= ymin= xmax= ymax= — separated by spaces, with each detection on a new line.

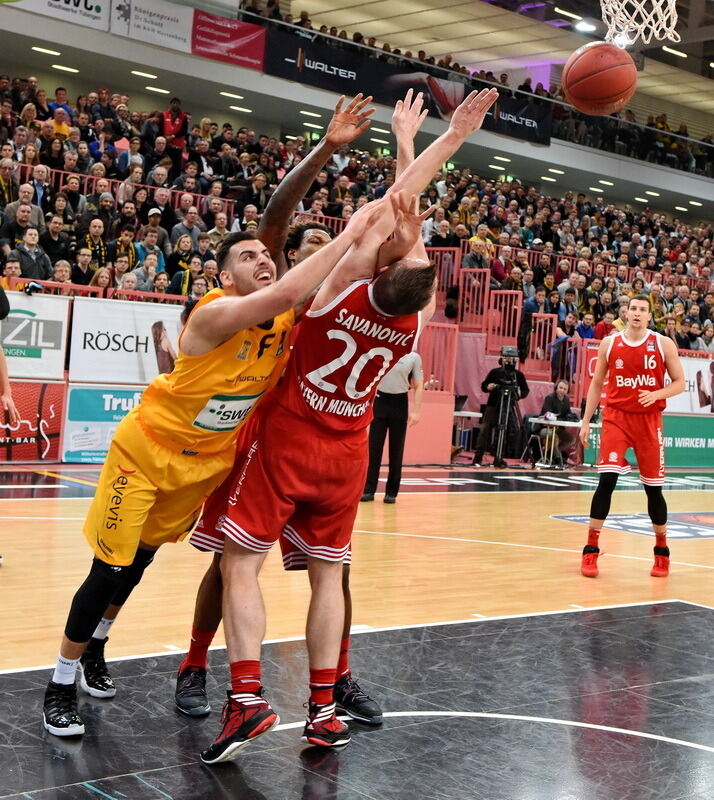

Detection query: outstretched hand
xmin=325 ymin=93 xmax=376 ymax=147
xmin=344 ymin=193 xmax=399 ymax=241
xmin=392 ymin=89 xmax=429 ymax=141
xmin=448 ymin=88 xmax=499 ymax=140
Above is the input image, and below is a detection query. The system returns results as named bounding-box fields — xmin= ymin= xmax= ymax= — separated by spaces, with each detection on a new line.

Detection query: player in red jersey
xmin=579 ymin=295 xmax=684 ymax=579
xmin=173 ymin=94 xmax=386 ymax=725
xmin=199 ymin=87 xmax=499 ymax=764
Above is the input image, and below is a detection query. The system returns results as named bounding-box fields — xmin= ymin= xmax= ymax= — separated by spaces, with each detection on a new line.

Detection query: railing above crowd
xmin=238 ymin=8 xmax=714 ymax=175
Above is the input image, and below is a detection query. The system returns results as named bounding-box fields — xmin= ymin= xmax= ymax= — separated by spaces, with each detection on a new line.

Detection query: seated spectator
xmin=576 ymin=312 xmax=596 ymax=339
xmin=39 ymin=214 xmax=73 ymax=265
xmin=111 ymin=253 xmax=131 ymax=287
xmin=151 ymin=270 xmax=170 ymax=296
xmin=10 ymin=227 xmax=52 ymax=279
xmin=168 ymin=253 xmax=203 ymax=296
xmin=50 ymin=259 xmax=73 ymax=295
xmin=207 ymin=211 xmax=229 ymax=250
xmin=71 ymin=246 xmax=95 ymax=285
xmin=0 ymin=256 xmax=24 ymax=291
xmin=170 ymin=206 xmax=201 ymax=247
xmin=134 ymin=252 xmax=161 ymax=291
xmin=189 ymin=274 xmax=209 ymax=301
xmin=594 ymin=310 xmax=616 ymax=339
xmin=230 ymin=203 xmax=260 ymax=233
xmin=115 ymin=271 xmax=139 ymax=299
xmin=195 ymin=232 xmax=216 ymax=264
xmin=202 ymin=259 xmax=220 ymax=289
xmin=88 ymin=265 xmax=112 ymax=293
xmin=501 ymin=266 xmax=523 ymax=292
xmin=538 ymin=380 xmax=577 ymax=458
xmin=700 ymin=325 xmax=714 ymax=353
xmin=0 ymin=158 xmax=19 ymax=210
xmin=140 ymin=207 xmax=170 ymax=256
xmin=108 ymin=224 xmax=139 ymax=270
xmin=166 ymin=234 xmax=194 ymax=278
xmin=4 ymin=183 xmax=45 ymax=230
xmin=135 ymin=228 xmax=166 ymax=272
xmin=462 ymin=238 xmax=490 ymax=271
xmin=687 ymin=320 xmax=705 ymax=351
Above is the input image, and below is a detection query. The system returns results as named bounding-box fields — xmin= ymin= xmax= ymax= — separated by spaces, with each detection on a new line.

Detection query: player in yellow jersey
xmin=41 ymin=94 xmax=378 ymax=737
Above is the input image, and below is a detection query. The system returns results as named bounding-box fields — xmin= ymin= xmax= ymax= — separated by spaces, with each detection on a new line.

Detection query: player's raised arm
xmin=638 ymin=335 xmax=685 ymax=408
xmin=183 ymin=196 xmax=395 ymax=354
xmin=257 ymin=93 xmax=375 ymax=274
xmin=580 ymin=338 xmax=610 ymax=446
xmin=390 ymin=88 xmax=498 ymax=199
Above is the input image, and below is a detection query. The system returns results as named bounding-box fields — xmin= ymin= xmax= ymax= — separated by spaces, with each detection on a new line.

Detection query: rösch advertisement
xmin=69 ymin=297 xmax=182 ymax=384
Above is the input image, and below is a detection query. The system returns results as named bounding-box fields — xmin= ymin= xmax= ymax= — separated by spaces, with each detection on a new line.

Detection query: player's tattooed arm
xmin=257 ymin=93 xmax=375 ymax=276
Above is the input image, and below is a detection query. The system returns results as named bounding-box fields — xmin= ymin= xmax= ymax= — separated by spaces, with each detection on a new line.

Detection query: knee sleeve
xmin=643 ymin=484 xmax=667 ymax=526
xmin=110 ymin=547 xmax=156 ymax=607
xmin=65 ymin=558 xmax=129 ymax=643
xmin=590 ymin=472 xmax=618 ymax=520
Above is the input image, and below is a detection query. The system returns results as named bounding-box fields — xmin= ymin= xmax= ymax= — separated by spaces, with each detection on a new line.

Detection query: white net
xmin=601 ymin=0 xmax=680 ymax=46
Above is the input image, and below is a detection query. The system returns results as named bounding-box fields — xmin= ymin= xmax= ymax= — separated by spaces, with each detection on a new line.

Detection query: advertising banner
xmin=69 ymin=297 xmax=182 ymax=384
xmin=110 ymin=0 xmax=193 ymax=52
xmin=0 ymin=293 xmax=70 ymax=380
xmin=665 ymin=354 xmax=714 ymax=415
xmin=3 ymin=0 xmax=110 ymax=30
xmin=1 ymin=380 xmax=65 ymax=463
xmin=191 ymin=10 xmax=265 ymax=70
xmin=62 ymin=383 xmax=144 ymax=463
xmin=264 ymin=28 xmax=552 ymax=145
xmin=662 ymin=414 xmax=714 ymax=468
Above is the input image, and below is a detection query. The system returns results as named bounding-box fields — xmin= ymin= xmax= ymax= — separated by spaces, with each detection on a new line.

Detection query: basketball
xmin=562 ymin=41 xmax=637 ymax=116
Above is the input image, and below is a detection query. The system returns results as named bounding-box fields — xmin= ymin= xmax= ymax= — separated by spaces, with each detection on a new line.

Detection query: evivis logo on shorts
xmin=193 ymin=393 xmax=262 ymax=432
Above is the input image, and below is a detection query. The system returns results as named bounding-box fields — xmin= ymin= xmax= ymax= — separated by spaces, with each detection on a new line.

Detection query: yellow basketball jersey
xmin=138 ymin=289 xmax=294 ymax=454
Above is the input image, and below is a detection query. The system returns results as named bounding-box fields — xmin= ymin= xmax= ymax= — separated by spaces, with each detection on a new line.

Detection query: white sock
xmin=52 ymin=654 xmax=80 ymax=685
xmin=92 ymin=618 xmax=115 ymax=641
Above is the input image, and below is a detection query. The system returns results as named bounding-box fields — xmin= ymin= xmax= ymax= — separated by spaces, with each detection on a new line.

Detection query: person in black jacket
xmin=538 ymin=380 xmax=577 ymax=460
xmin=472 ymin=347 xmax=529 ymax=467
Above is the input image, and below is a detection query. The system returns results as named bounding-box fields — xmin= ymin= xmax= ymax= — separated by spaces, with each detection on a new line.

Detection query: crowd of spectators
xmin=0 ymin=68 xmax=712 ymax=357
xmin=237 ymin=1 xmax=714 ymax=174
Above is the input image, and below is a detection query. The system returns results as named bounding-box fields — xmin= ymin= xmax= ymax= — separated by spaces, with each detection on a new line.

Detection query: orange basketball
xmin=562 ymin=41 xmax=637 ymax=116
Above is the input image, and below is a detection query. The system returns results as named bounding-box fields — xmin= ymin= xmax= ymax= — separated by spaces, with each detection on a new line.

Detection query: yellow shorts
xmin=83 ymin=408 xmax=235 ymax=566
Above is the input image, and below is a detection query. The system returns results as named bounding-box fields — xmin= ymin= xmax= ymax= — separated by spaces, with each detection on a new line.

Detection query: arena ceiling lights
xmin=645 ymin=190 xmax=661 ymax=196
xmin=548 ymin=168 xmax=565 ymax=174
xmin=228 ymin=105 xmax=252 ymax=113
xmin=52 ymin=64 xmax=78 ymax=73
xmin=131 ymin=70 xmax=158 ymax=80
xmin=540 ymin=175 xmax=557 ymax=182
xmin=634 ymin=197 xmax=649 ymax=202
xmin=32 ymin=46 xmax=60 ymax=56
xmin=146 ymin=86 xmax=170 ymax=94
xmin=689 ymin=200 xmax=703 ymax=206
xmin=299 ymin=110 xmax=322 ymax=118
xmin=219 ymin=91 xmax=244 ymax=100
xmin=493 ymin=156 xmax=511 ymax=162
xmin=598 ymin=179 xmax=614 ymax=185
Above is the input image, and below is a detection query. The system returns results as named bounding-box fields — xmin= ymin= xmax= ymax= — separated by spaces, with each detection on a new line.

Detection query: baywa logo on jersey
xmin=615 ymin=358 xmax=624 ymax=370
xmin=647 ymin=340 xmax=656 ymax=352
xmin=553 ymin=512 xmax=714 ymax=539
xmin=608 ymin=451 xmax=618 ymax=462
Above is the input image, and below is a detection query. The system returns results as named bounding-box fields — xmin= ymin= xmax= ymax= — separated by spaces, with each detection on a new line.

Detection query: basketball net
xmin=600 ymin=0 xmax=680 ymax=46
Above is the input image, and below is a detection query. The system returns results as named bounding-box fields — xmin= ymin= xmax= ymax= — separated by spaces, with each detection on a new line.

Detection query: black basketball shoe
xmin=175 ymin=665 xmax=211 ymax=717
xmin=43 ymin=681 xmax=85 ymax=736
xmin=334 ymin=673 xmax=383 ymax=725
xmin=79 ymin=637 xmax=116 ymax=698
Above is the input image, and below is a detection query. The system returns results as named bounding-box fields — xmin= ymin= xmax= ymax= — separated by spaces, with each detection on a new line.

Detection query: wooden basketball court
xmin=1 ymin=464 xmax=713 ymax=798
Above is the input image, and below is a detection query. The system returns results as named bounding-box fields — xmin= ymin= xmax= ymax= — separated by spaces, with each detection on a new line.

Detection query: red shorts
xmin=597 ymin=406 xmax=665 ymax=485
xmin=189 ymin=404 xmax=367 ymax=569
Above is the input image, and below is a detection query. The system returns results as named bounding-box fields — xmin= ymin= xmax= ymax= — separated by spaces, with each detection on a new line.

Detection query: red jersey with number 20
xmin=602 ymin=330 xmax=666 ymax=413
xmin=274 ymin=279 xmax=421 ymax=435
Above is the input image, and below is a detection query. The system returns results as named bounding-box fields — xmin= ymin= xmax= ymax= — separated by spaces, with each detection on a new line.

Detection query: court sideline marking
xmin=353 ymin=528 xmax=714 ymax=571
xmin=1 ymin=599 xmax=707 ymax=675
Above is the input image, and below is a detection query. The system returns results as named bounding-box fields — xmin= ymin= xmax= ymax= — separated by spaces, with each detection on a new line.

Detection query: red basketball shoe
xmin=200 ymin=690 xmax=279 ymax=764
xmin=302 ymin=702 xmax=351 ymax=748
xmin=581 ymin=545 xmax=600 ymax=578
xmin=650 ymin=546 xmax=670 ymax=578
